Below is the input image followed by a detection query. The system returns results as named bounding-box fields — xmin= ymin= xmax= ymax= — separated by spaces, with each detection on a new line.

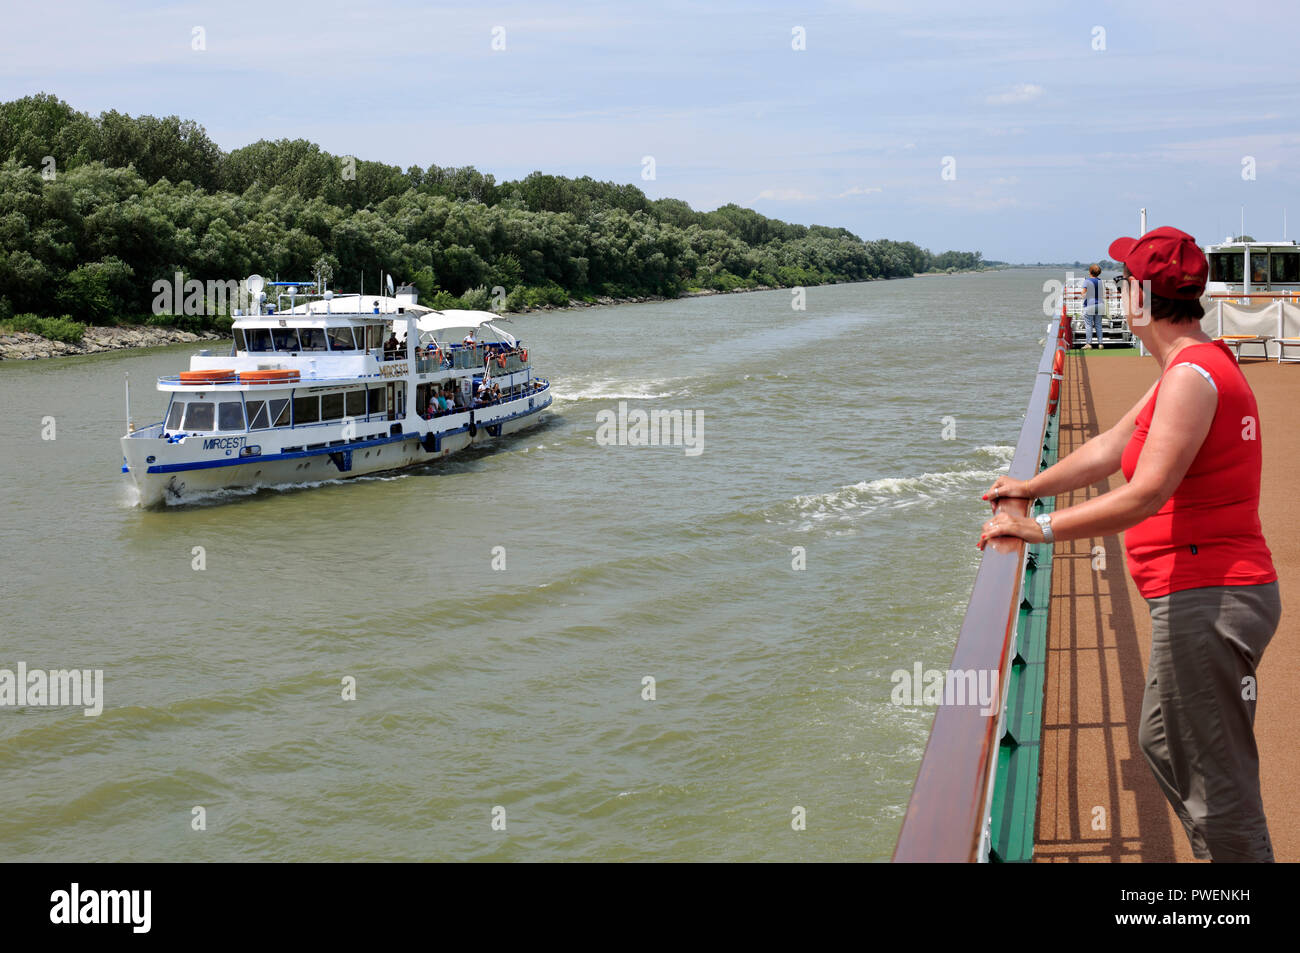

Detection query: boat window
xmin=269 ymin=398 xmax=290 ymax=428
xmin=245 ymin=328 xmax=273 ymax=352
xmin=345 ymin=389 xmax=366 ymax=418
xmin=1251 ymin=253 xmax=1269 ymax=284
xmin=234 ymin=328 xmax=248 ymax=351
xmin=1209 ymin=253 xmax=1245 ymax=283
xmin=183 ymin=401 xmax=215 ymax=431
xmin=327 ymin=327 xmax=355 ymax=351
xmin=166 ymin=401 xmax=184 ymax=430
xmin=321 ymin=392 xmax=345 ymax=420
xmin=1270 ymin=252 xmax=1299 ymax=283
xmin=218 ymin=401 xmax=244 ymax=431
xmin=366 ymin=325 xmax=384 ymax=350
xmin=293 ymin=395 xmax=319 ymax=425
xmin=247 ymin=399 xmax=270 ymax=430
xmin=272 ymin=328 xmax=301 ymax=352
xmin=367 ymin=385 xmax=385 ymax=414
xmin=299 ymin=327 xmax=328 ymax=351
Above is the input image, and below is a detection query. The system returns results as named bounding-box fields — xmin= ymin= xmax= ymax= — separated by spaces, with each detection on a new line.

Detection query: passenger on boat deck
xmin=463 ymin=332 xmax=475 ymax=346
xmin=979 ymin=226 xmax=1280 ymax=863
xmin=384 ymin=333 xmax=400 ymax=354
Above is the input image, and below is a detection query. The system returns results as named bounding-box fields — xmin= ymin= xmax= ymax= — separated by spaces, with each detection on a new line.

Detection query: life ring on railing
xmin=1048 ymin=347 xmax=1065 ymax=414
xmin=521 ymin=348 xmax=528 ymax=363
xmin=496 ymin=354 xmax=507 ymax=368
xmin=179 ymin=369 xmax=236 ymax=383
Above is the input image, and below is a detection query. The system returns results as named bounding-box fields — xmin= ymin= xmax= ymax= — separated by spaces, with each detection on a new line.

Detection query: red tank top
xmin=1120 ymin=339 xmax=1276 ymax=599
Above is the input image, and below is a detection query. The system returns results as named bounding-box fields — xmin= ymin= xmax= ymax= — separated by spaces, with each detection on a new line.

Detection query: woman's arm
xmin=984 ymin=377 xmax=1159 ymax=502
xmin=980 ymin=366 xmax=1216 ymax=548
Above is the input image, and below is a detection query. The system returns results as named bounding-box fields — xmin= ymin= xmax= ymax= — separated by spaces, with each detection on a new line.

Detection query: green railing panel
xmin=988 ymin=408 xmax=1059 ymax=862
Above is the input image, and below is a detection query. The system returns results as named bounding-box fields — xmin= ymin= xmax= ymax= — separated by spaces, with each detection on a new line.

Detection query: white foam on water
xmin=155 ymin=472 xmax=409 ymax=508
xmin=774 ymin=445 xmax=1016 ymax=528
xmin=553 ymin=377 xmax=689 ymax=402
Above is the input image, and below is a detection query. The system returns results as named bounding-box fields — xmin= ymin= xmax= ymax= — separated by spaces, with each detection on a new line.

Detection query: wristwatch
xmin=1035 ymin=513 xmax=1055 ymax=544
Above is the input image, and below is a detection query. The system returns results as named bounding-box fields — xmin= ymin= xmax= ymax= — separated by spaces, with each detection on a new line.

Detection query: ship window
xmin=1271 ymin=252 xmax=1299 ymax=283
xmin=1251 ymin=253 xmax=1269 ymax=284
xmin=166 ymin=401 xmax=184 ymax=430
xmin=368 ymin=385 xmax=386 ymax=414
xmin=218 ymin=401 xmax=244 ymax=431
xmin=234 ymin=328 xmax=247 ymax=351
xmin=327 ymin=327 xmax=356 ymax=351
xmin=293 ymin=395 xmax=319 ymax=425
xmin=299 ymin=327 xmax=328 ymax=351
xmin=321 ymin=392 xmax=345 ymax=420
xmin=245 ymin=328 xmax=273 ymax=352
xmin=183 ymin=401 xmax=214 ymax=431
xmin=366 ymin=325 xmax=384 ymax=350
xmin=1209 ymin=253 xmax=1244 ymax=283
xmin=345 ymin=389 xmax=366 ymax=417
xmin=247 ymin=400 xmax=270 ymax=430
xmin=272 ymin=328 xmax=301 ymax=352
xmin=269 ymin=398 xmax=290 ymax=428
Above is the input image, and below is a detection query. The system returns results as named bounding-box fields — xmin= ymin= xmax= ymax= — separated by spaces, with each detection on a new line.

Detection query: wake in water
xmin=121 ymin=472 xmax=412 ymax=510
xmin=553 ymin=377 xmax=692 ymax=402
xmin=772 ymin=445 xmax=1014 ymax=530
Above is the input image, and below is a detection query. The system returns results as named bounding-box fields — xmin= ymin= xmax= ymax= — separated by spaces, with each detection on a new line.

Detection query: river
xmin=0 ymin=269 xmax=1056 ymax=861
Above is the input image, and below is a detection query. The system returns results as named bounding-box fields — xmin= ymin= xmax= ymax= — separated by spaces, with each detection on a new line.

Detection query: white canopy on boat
xmin=410 ymin=311 xmax=517 ymax=347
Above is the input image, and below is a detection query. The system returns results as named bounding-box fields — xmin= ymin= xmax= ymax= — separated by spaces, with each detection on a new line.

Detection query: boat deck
xmin=1034 ymin=349 xmax=1300 ymax=862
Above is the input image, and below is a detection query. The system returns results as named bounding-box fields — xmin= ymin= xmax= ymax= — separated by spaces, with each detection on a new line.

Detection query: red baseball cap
xmin=1108 ymin=226 xmax=1207 ymax=299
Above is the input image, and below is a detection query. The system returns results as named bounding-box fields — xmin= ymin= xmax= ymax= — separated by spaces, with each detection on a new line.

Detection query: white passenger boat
xmin=120 ymin=276 xmax=552 ymax=506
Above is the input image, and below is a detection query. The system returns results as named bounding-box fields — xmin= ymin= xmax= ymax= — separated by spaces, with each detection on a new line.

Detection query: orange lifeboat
xmin=179 ymin=369 xmax=236 ymax=384
xmin=239 ymin=369 xmax=301 ymax=385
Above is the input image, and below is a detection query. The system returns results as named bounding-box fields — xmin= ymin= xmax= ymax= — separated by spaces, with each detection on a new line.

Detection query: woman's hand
xmin=982 ymin=476 xmax=1034 ymax=506
xmin=978 ymin=512 xmax=1045 ymax=550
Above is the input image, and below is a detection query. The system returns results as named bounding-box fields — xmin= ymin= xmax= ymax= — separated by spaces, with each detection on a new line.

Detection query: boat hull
xmin=122 ymin=399 xmax=550 ymax=507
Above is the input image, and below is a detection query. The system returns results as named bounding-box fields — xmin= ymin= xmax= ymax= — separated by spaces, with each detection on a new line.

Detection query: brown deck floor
xmin=1034 ymin=350 xmax=1299 ymax=862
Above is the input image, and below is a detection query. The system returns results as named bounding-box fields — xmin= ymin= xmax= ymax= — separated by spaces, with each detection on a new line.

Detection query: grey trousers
xmin=1139 ymin=580 xmax=1282 ymax=862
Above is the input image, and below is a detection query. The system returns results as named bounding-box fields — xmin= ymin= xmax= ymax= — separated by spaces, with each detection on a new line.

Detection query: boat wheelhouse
xmin=1205 ymin=238 xmax=1300 ymax=297
xmin=120 ymin=275 xmax=552 ymax=506
xmin=1200 ymin=238 xmax=1300 ymax=362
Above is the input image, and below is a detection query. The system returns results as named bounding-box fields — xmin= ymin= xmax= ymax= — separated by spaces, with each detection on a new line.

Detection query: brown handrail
xmin=892 ymin=314 xmax=1061 ymax=862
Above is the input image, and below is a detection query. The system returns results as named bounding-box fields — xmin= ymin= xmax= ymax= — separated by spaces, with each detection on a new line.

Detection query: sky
xmin=3 ymin=0 xmax=1298 ymax=262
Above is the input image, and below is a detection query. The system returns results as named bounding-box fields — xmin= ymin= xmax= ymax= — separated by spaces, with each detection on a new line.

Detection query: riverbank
xmin=1 ymin=275 xmax=927 ymax=362
xmin=0 ymin=325 xmax=224 ymax=361
xmin=0 ymin=283 xmax=803 ymax=361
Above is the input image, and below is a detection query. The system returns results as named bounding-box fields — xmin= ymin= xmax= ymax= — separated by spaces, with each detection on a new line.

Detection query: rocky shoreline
xmin=0 ymin=325 xmax=224 ymax=361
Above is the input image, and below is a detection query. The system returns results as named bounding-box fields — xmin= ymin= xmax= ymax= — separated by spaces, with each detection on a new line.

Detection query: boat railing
xmin=892 ymin=312 xmax=1062 ymax=863
xmin=126 ymin=422 xmax=164 ymax=439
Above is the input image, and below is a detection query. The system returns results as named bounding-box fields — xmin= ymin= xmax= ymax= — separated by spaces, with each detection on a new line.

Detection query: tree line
xmin=0 ymin=93 xmax=985 ymax=325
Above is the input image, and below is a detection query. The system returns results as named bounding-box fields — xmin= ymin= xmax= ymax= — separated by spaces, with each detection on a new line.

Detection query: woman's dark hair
xmin=1123 ymin=265 xmax=1205 ymax=324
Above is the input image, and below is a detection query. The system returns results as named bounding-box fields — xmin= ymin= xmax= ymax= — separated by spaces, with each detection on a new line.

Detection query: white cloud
xmin=986 ymin=83 xmax=1043 ymax=105
xmin=838 ymin=186 xmax=883 ymax=197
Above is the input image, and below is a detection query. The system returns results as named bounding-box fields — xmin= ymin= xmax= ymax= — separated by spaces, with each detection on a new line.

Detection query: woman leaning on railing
xmin=979 ymin=226 xmax=1281 ymax=863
